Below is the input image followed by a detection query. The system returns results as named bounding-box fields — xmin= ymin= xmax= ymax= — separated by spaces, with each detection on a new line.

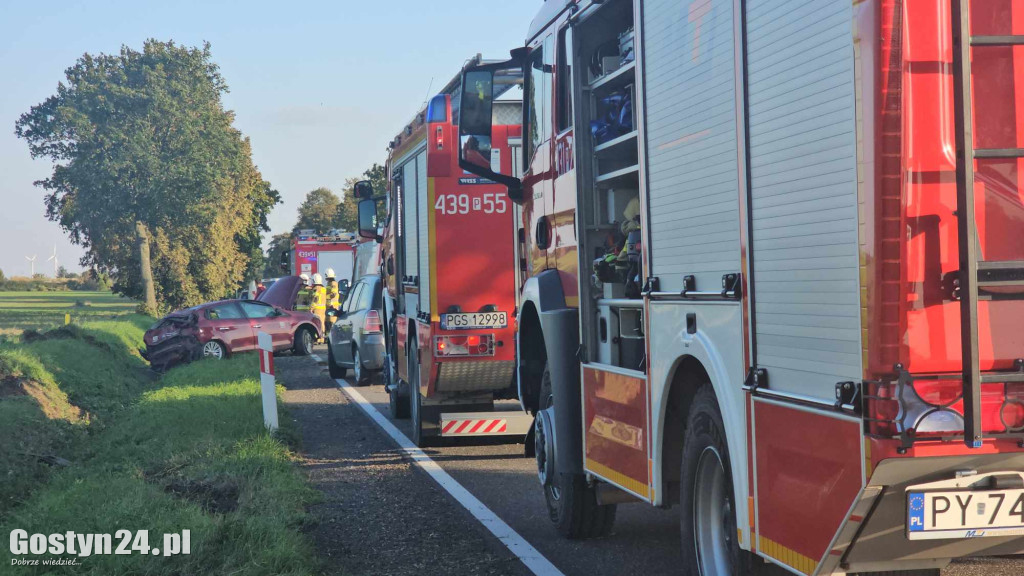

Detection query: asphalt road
xmin=285 ymin=346 xmax=1023 ymax=576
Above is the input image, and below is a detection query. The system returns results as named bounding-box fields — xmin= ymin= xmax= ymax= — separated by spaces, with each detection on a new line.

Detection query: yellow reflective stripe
xmin=758 ymin=536 xmax=817 ymax=575
xmin=585 ymin=458 xmax=650 ymax=500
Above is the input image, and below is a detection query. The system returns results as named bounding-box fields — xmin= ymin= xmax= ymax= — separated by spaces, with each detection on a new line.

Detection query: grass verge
xmin=0 ymin=315 xmax=319 ymax=576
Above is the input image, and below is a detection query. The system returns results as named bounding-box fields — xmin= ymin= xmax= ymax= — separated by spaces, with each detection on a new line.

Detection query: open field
xmin=0 ymin=291 xmax=138 ymax=338
xmin=0 ymin=293 xmax=318 ymax=575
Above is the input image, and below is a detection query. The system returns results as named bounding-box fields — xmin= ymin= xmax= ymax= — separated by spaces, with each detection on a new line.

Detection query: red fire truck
xmin=281 ymin=231 xmax=357 ymax=283
xmin=454 ymin=0 xmax=1024 ymax=574
xmin=363 ymin=61 xmax=531 ymax=446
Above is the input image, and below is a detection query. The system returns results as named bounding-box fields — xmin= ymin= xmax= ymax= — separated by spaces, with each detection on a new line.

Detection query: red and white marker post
xmin=257 ymin=332 xmax=279 ymax=432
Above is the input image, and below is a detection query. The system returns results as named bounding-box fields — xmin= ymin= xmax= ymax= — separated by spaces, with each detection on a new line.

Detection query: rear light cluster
xmin=363 ymin=310 xmax=382 ymax=334
xmin=435 ymin=334 xmax=494 ymax=357
xmin=866 ymin=377 xmax=1024 ymax=442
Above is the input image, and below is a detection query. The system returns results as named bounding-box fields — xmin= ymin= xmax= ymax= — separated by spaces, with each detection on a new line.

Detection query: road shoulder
xmin=276 ymin=351 xmax=532 ymax=576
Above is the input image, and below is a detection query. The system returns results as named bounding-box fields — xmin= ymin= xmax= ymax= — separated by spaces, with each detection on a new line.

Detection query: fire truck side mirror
xmin=458 ymin=61 xmax=524 ymax=203
xmin=357 ymin=198 xmax=382 ymax=243
xmin=353 ymin=180 xmax=374 ymax=200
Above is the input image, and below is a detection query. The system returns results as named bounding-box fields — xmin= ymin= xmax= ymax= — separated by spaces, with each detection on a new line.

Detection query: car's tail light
xmin=435 ymin=334 xmax=494 ymax=357
xmin=363 ymin=310 xmax=382 ymax=334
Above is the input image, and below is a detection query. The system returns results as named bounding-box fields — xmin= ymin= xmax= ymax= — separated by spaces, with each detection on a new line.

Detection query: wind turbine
xmin=47 ymin=245 xmax=58 ymax=276
xmin=25 ymin=255 xmax=37 ymax=277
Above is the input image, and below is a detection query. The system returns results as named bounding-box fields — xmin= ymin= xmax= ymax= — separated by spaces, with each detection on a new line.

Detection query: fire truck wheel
xmin=327 ymin=344 xmax=346 ymax=379
xmin=679 ymin=385 xmax=751 ymax=576
xmin=386 ymin=359 xmax=410 ymax=419
xmin=409 ymin=340 xmax=436 ymax=447
xmin=538 ymin=365 xmax=616 ymax=539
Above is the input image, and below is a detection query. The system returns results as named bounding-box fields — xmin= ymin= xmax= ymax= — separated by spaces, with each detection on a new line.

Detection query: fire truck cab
xmin=458 ymin=0 xmax=1024 ymax=574
xmin=363 ymin=61 xmax=532 ymax=447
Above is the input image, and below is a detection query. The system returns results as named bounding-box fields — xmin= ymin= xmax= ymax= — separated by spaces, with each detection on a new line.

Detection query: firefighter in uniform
xmin=325 ymin=268 xmax=341 ymax=334
xmin=311 ymin=273 xmax=327 ymax=342
xmin=295 ymin=274 xmax=313 ymax=312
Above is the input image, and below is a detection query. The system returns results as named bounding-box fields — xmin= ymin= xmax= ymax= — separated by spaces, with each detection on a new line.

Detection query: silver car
xmin=327 ymin=275 xmax=385 ymax=385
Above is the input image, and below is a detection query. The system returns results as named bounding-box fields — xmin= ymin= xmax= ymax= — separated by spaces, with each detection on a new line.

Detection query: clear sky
xmin=0 ymin=0 xmax=536 ymax=277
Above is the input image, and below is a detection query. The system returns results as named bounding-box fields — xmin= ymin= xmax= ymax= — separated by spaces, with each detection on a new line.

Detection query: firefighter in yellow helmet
xmin=324 ymin=268 xmax=341 ymax=334
xmin=295 ymin=274 xmax=313 ymax=312
xmin=311 ymin=273 xmax=327 ymax=342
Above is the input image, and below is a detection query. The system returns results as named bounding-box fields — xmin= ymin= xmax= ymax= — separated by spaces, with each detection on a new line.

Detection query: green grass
xmin=0 ymin=299 xmax=318 ymax=576
xmin=0 ymin=291 xmax=138 ymax=338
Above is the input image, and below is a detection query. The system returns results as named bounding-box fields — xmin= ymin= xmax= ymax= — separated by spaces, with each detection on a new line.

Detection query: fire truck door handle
xmin=218 ymin=327 xmax=232 ymax=331
xmin=252 ymin=324 xmax=262 ymax=329
xmin=535 ymin=217 xmax=551 ymax=250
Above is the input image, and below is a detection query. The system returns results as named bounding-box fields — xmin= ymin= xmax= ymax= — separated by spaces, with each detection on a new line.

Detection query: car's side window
xmin=207 ymin=304 xmax=244 ymax=320
xmin=240 ymin=302 xmax=275 ymax=319
xmin=356 ymin=282 xmax=374 ymax=311
xmin=344 ymin=284 xmax=365 ymax=313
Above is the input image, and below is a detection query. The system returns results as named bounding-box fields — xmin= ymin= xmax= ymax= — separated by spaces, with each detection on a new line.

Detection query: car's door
xmin=239 ymin=301 xmax=291 ymax=351
xmin=333 ymin=281 xmax=364 ymax=365
xmin=204 ymin=303 xmax=255 ymax=352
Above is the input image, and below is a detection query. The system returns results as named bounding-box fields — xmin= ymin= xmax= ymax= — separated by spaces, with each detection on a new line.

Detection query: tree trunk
xmin=135 ymin=221 xmax=157 ymax=312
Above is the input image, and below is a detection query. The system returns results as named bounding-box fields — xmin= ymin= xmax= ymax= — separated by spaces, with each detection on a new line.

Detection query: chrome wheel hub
xmin=694 ymin=446 xmax=733 ymax=576
xmin=203 ymin=341 xmax=222 ymax=359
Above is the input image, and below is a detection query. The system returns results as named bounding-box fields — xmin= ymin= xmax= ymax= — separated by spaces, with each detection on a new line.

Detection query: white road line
xmin=323 ymin=370 xmax=563 ymax=576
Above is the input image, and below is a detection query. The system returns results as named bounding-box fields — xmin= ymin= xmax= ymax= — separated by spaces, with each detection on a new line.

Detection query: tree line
xmin=16 ymin=40 xmax=280 ymax=312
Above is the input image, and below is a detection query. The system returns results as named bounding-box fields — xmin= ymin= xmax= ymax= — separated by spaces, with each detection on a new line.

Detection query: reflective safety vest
xmin=311 ymin=286 xmax=327 ymax=312
xmin=295 ymin=287 xmax=313 ymax=311
xmin=326 ymin=281 xmax=340 ymax=309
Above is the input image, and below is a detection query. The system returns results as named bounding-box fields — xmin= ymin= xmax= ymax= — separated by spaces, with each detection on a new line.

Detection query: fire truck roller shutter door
xmin=416 ymin=151 xmax=430 ymax=318
xmin=745 ymin=0 xmax=861 ymax=401
xmin=642 ymin=0 xmax=742 ymax=297
xmin=402 ymin=156 xmax=420 ymax=318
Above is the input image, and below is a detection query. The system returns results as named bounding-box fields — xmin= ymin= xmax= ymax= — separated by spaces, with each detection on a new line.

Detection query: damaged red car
xmin=141 ymin=276 xmax=322 ymax=371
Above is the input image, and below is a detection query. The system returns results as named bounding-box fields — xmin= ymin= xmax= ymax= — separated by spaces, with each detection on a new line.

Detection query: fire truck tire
xmin=409 ymin=340 xmax=437 ymax=447
xmin=538 ymin=366 xmax=616 ymax=539
xmin=385 ymin=359 xmax=409 ymax=419
xmin=327 ymin=344 xmax=347 ymax=378
xmin=679 ymin=385 xmax=751 ymax=576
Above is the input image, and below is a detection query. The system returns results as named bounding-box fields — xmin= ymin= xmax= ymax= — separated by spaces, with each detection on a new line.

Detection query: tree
xmin=15 ymin=40 xmax=280 ymax=310
xmin=0 ymin=268 xmax=5 ymax=282
xmin=56 ymin=266 xmax=73 ymax=279
xmin=338 ymin=163 xmax=388 ymax=231
xmin=263 ymin=233 xmax=293 ymax=277
xmin=295 ymin=187 xmax=341 ymax=234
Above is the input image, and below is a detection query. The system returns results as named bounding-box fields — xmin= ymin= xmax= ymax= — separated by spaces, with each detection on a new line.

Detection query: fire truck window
xmin=525 ymin=38 xmax=553 ymax=166
xmin=557 ymin=27 xmax=573 ymax=133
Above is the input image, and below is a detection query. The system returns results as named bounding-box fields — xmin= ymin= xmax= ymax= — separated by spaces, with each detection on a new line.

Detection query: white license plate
xmin=440 ymin=312 xmax=508 ymax=330
xmin=908 ymin=487 xmax=1024 ymax=540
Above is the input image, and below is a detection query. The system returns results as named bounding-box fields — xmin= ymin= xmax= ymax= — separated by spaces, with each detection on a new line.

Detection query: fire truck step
xmin=440 ymin=411 xmax=533 ymax=437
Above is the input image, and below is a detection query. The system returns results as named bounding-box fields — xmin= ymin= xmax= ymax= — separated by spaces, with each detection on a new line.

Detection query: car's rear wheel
xmin=202 ymin=340 xmax=226 ymax=360
xmin=293 ymin=327 xmax=314 ymax=356
xmin=353 ymin=347 xmax=367 ymax=386
xmin=327 ymin=342 xmax=346 ymax=379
